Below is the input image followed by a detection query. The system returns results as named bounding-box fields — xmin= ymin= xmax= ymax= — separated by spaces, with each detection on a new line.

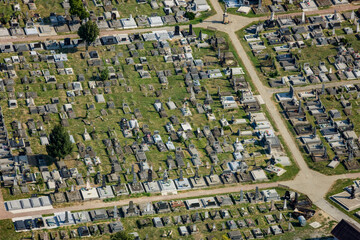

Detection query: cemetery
xmin=0 ymin=0 xmax=214 ymax=36
xmin=277 ymin=83 xmax=360 ymax=175
xmin=5 ymin=187 xmax=326 ymax=239
xmin=238 ymin=10 xmax=360 ymax=87
xmin=0 ymin=26 xmax=298 ymax=212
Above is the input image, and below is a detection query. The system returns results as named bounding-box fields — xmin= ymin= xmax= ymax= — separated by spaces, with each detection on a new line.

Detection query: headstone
xmin=128 ymin=201 xmax=135 ymax=213
xmin=255 ymin=186 xmax=260 ymax=200
xmin=195 ymin=167 xmax=199 ymax=178
xmin=270 ymin=200 xmax=276 ymax=211
xmin=357 ymin=22 xmax=359 ymax=33
xmin=189 ymin=24 xmax=193 ymax=36
xmin=240 ymin=189 xmax=244 ymax=202
xmin=351 ymin=11 xmax=355 ymax=21
xmin=65 ymin=211 xmax=69 ymax=223
xmin=198 ymin=30 xmax=203 ymax=41
xmin=179 ymin=169 xmax=184 ymax=181
xmin=301 ymin=12 xmax=305 ymax=24
xmin=114 ymin=206 xmax=118 ymax=218
xmin=148 ymin=169 xmax=153 ymax=182
xmin=270 ymin=11 xmax=275 ymax=21
xmin=132 ymin=165 xmax=137 ymax=183
xmin=283 ymin=199 xmax=287 ymax=210
xmin=174 ymin=26 xmax=180 ymax=36
xmin=163 ymin=169 xmax=168 ymax=182
xmin=210 ymin=165 xmax=214 ymax=176
xmin=258 ymin=0 xmax=262 ymax=8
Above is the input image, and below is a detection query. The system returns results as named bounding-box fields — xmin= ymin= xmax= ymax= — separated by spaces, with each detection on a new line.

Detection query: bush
xmin=100 ymin=67 xmax=109 ymax=81
xmin=185 ymin=12 xmax=196 ymax=20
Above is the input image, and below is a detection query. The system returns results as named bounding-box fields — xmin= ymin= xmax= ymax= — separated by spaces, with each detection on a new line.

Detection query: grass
xmin=326 ymin=178 xmax=360 ymax=224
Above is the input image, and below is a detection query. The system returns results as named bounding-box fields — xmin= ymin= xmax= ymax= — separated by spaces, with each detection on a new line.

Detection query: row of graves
xmin=0 ymin=0 xmax=211 ymax=38
xmin=224 ymin=0 xmax=347 ymax=15
xmin=12 ymin=188 xmax=315 ymax=240
xmin=277 ymin=84 xmax=360 ymax=171
xmin=243 ymin=10 xmax=360 ymax=87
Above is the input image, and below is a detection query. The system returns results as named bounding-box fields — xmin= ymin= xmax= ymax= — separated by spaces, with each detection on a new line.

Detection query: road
xmin=1 ymin=0 xmax=360 ymax=228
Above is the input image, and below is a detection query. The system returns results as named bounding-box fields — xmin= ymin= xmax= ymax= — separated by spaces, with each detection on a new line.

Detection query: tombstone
xmin=288 ymin=222 xmax=292 ymax=231
xmin=255 ymin=186 xmax=260 ymax=200
xmin=189 ymin=24 xmax=193 ymax=36
xmin=128 ymin=201 xmax=135 ymax=213
xmin=198 ymin=30 xmax=203 ymax=41
xmin=240 ymin=189 xmax=244 ymax=202
xmin=64 ymin=38 xmax=71 ymax=46
xmin=270 ymin=11 xmax=275 ymax=21
xmin=351 ymin=11 xmax=355 ymax=21
xmin=174 ymin=25 xmax=180 ymax=36
xmin=270 ymin=200 xmax=276 ymax=211
xmin=301 ymin=12 xmax=305 ymax=24
xmin=148 ymin=169 xmax=153 ymax=182
xmin=333 ymin=10 xmax=338 ymax=21
xmin=357 ymin=22 xmax=359 ymax=33
xmin=313 ymin=125 xmax=317 ymax=137
xmin=289 ymin=85 xmax=294 ymax=98
xmin=65 ymin=211 xmax=69 ymax=223
xmin=163 ymin=169 xmax=168 ymax=182
xmin=283 ymin=199 xmax=287 ymax=210
xmin=210 ymin=165 xmax=214 ymax=176
xmin=298 ymin=100 xmax=302 ymax=113
xmin=132 ymin=165 xmax=137 ymax=183
xmin=258 ymin=0 xmax=262 ymax=8
xmin=332 ymin=28 xmax=336 ymax=36
xmin=179 ymin=169 xmax=184 ymax=181
xmin=288 ymin=0 xmax=293 ymax=4
xmin=294 ymin=192 xmax=298 ymax=205
xmin=279 ymin=213 xmax=283 ymax=221
xmin=187 ymin=162 xmax=191 ymax=169
xmin=321 ymin=84 xmax=325 ymax=95
xmin=114 ymin=205 xmax=118 ymax=218
xmin=117 ymin=176 xmax=121 ymax=185
xmin=350 ymin=186 xmax=355 ymax=199
xmin=218 ymin=47 xmax=221 ymax=59
xmin=212 ymin=223 xmax=216 ymax=231
xmin=195 ymin=167 xmax=199 ymax=178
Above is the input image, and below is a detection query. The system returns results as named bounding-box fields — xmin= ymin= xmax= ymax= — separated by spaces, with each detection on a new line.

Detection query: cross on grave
xmin=283 ymin=199 xmax=287 ymax=210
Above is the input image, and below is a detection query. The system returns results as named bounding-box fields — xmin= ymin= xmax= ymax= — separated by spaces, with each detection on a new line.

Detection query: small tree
xmin=185 ymin=12 xmax=196 ymax=20
xmin=110 ymin=231 xmax=134 ymax=240
xmin=69 ymin=0 xmax=89 ymax=20
xmin=46 ymin=125 xmax=73 ymax=161
xmin=100 ymin=67 xmax=109 ymax=81
xmin=78 ymin=20 xmax=99 ymax=51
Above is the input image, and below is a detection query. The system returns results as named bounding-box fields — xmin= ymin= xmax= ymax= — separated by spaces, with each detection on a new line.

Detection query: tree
xmin=46 ymin=125 xmax=73 ymax=161
xmin=78 ymin=20 xmax=100 ymax=51
xmin=69 ymin=0 xmax=89 ymax=20
xmin=185 ymin=12 xmax=196 ymax=20
xmin=110 ymin=232 xmax=134 ymax=240
xmin=100 ymin=67 xmax=109 ymax=81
